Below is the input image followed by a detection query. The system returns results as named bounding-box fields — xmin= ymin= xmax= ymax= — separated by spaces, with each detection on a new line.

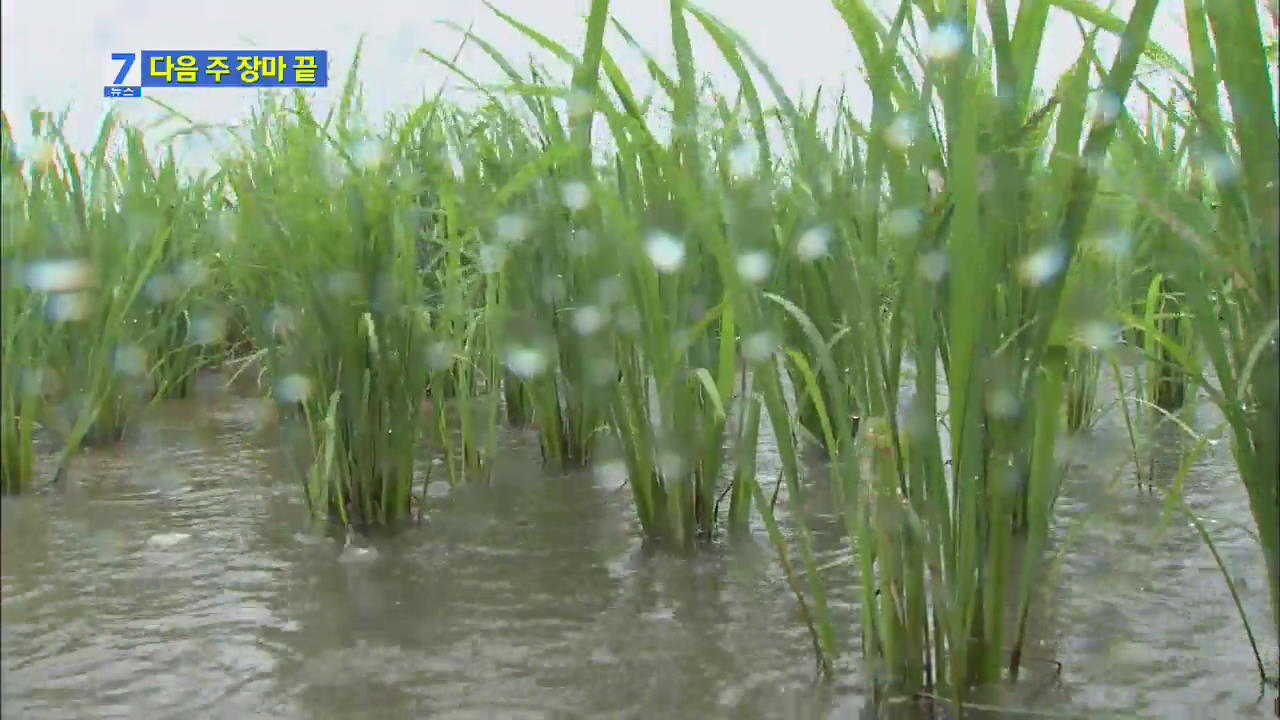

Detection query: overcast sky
xmin=0 ymin=0 xmax=1195 ymax=153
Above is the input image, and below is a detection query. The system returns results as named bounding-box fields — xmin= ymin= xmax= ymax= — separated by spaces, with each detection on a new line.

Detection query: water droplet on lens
xmin=572 ymin=305 xmax=607 ymax=336
xmin=350 ymin=137 xmax=385 ymax=169
xmin=504 ymin=346 xmax=549 ymax=379
xmin=1204 ymin=152 xmax=1238 ymax=186
xmin=925 ymin=23 xmax=966 ymax=61
xmin=495 ymin=213 xmax=530 ymax=244
xmin=985 ymin=386 xmax=1020 ymax=419
xmin=567 ymin=88 xmax=594 ymax=119
xmin=325 ymin=271 xmax=362 ymax=298
xmin=426 ymin=341 xmax=454 ymax=372
xmin=144 ymin=273 xmax=180 ymax=303
xmin=742 ymin=331 xmax=777 ymax=362
xmin=796 ymin=225 xmax=831 ymax=261
xmin=25 ymin=258 xmax=93 ymax=293
xmin=736 ymin=251 xmax=772 ymax=284
xmin=886 ymin=207 xmax=922 ymax=238
xmin=886 ymin=114 xmax=917 ymax=150
xmin=177 ymin=259 xmax=208 ymax=287
xmin=657 ymin=450 xmax=685 ymax=479
xmin=276 ymin=374 xmax=313 ymax=403
xmin=1017 ymin=244 xmax=1067 ymax=286
xmin=560 ymin=181 xmax=591 ymax=211
xmin=478 ymin=244 xmax=507 ymax=274
xmin=592 ymin=459 xmax=628 ymax=490
xmin=45 ymin=292 xmax=91 ymax=322
xmin=1092 ymin=229 xmax=1133 ymax=261
xmin=1076 ymin=320 xmax=1119 ymax=351
xmin=1093 ymin=91 xmax=1122 ymax=125
xmin=645 ymin=231 xmax=686 ymax=274
xmin=728 ymin=141 xmax=759 ymax=178
xmin=917 ymin=249 xmax=948 ymax=282
xmin=113 ymin=344 xmax=148 ymax=377
xmin=190 ymin=314 xmax=226 ymax=345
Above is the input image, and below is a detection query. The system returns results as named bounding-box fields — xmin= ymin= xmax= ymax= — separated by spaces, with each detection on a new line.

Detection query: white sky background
xmin=0 ymin=0 xmax=1198 ymax=156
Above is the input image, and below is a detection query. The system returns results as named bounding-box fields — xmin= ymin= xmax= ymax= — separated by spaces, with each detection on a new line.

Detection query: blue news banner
xmin=104 ymin=50 xmax=329 ymax=98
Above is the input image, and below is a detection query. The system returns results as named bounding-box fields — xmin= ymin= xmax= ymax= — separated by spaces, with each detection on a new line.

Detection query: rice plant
xmin=1113 ymin=0 xmax=1279 ymax=678
xmin=1 ymin=109 xmax=226 ymax=488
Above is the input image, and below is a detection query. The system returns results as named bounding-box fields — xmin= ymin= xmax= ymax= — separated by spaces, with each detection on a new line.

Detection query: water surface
xmin=2 ymin=372 xmax=1276 ymax=719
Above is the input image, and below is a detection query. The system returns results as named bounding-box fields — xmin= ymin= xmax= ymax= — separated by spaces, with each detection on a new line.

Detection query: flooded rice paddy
xmin=2 ymin=369 xmax=1276 ymax=719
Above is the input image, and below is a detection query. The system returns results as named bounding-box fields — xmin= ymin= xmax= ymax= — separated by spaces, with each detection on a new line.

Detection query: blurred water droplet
xmin=927 ymin=169 xmax=946 ymax=197
xmin=736 ymin=251 xmax=772 ymax=284
xmin=25 ymin=139 xmax=57 ymax=169
xmin=560 ymin=181 xmax=591 ymax=211
xmin=504 ymin=346 xmax=549 ymax=379
xmin=265 ymin=305 xmax=297 ymax=338
xmin=1092 ymin=229 xmax=1133 ymax=261
xmin=211 ymin=210 xmax=236 ymax=245
xmin=190 ymin=314 xmax=226 ymax=345
xmin=886 ymin=207 xmax=923 ymax=238
xmin=1017 ymin=244 xmax=1067 ymax=286
xmin=903 ymin=395 xmax=934 ymax=440
xmin=567 ymin=228 xmax=595 ymax=257
xmin=144 ymin=273 xmax=180 ymax=303
xmin=657 ymin=450 xmax=685 ymax=479
xmin=978 ymin=157 xmax=996 ymax=193
xmin=478 ymin=244 xmax=508 ymax=274
xmin=985 ymin=386 xmax=1021 ymax=419
xmin=597 ymin=276 xmax=625 ymax=306
xmin=885 ymin=114 xmax=917 ymax=150
xmin=541 ymin=275 xmax=566 ymax=304
xmin=1093 ymin=91 xmax=1122 ymax=125
xmin=325 ymin=271 xmax=362 ymax=298
xmin=350 ymin=137 xmax=385 ymax=169
xmin=1076 ymin=320 xmax=1120 ymax=351
xmin=645 ymin=231 xmax=686 ymax=273
xmin=495 ymin=213 xmax=530 ymax=244
xmin=796 ymin=225 xmax=831 ymax=261
xmin=426 ymin=341 xmax=454 ymax=372
xmin=177 ymin=259 xmax=208 ymax=287
xmin=19 ymin=368 xmax=54 ymax=396
xmin=670 ymin=329 xmax=693 ymax=355
xmin=567 ymin=88 xmax=594 ymax=119
xmin=917 ymin=249 xmax=949 ymax=282
xmin=113 ymin=345 xmax=148 ymax=377
xmin=45 ymin=292 xmax=91 ymax=322
xmin=616 ymin=306 xmax=641 ymax=334
xmin=572 ymin=305 xmax=607 ymax=336
xmin=276 ymin=374 xmax=312 ymax=403
xmin=425 ymin=480 xmax=451 ymax=499
xmin=743 ymin=331 xmax=777 ymax=362
xmin=728 ymin=141 xmax=759 ymax=178
xmin=1204 ymin=152 xmax=1238 ymax=186
xmin=25 ymin=258 xmax=93 ymax=292
xmin=925 ymin=23 xmax=966 ymax=61
xmin=587 ymin=357 xmax=618 ymax=386
xmin=592 ymin=459 xmax=628 ymax=490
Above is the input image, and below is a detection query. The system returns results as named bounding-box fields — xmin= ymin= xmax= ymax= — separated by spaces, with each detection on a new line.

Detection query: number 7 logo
xmin=111 ymin=53 xmax=136 ymax=85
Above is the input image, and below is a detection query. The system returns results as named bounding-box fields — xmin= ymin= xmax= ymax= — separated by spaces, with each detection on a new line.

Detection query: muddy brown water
xmin=2 ymin=369 xmax=1276 ymax=719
